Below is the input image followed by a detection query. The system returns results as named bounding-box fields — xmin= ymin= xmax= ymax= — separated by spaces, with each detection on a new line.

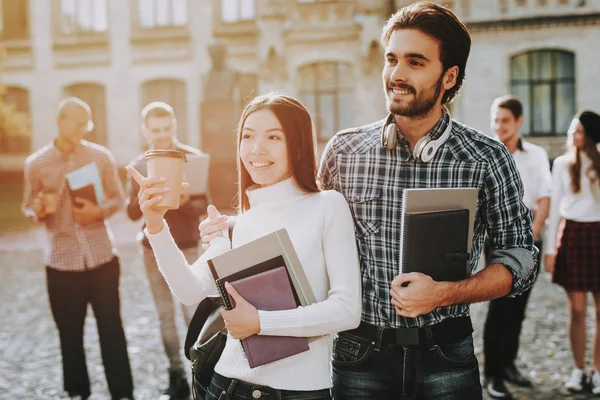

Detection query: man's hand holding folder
xmin=220 ymin=281 xmax=260 ymax=340
xmin=72 ymin=197 xmax=103 ymax=225
xmin=390 ymin=272 xmax=449 ymax=319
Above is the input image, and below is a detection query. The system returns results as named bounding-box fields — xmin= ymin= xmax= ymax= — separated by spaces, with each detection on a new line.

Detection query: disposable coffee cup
xmin=44 ymin=191 xmax=59 ymax=214
xmin=144 ymin=149 xmax=188 ymax=210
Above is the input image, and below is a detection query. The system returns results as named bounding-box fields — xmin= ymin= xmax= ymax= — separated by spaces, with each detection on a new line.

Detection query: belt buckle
xmin=395 ymin=328 xmax=420 ymax=346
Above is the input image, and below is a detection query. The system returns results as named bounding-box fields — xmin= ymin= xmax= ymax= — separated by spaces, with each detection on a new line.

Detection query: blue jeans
xmin=205 ymin=372 xmax=332 ymax=400
xmin=332 ymin=322 xmax=483 ymax=399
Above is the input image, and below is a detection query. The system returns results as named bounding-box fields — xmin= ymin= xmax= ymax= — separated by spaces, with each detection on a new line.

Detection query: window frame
xmin=510 ymin=49 xmax=576 ymax=137
xmin=137 ymin=0 xmax=189 ymax=29
xmin=58 ymin=0 xmax=108 ymax=35
xmin=298 ymin=62 xmax=354 ymax=142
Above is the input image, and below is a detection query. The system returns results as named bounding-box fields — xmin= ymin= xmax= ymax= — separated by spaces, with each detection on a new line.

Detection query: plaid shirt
xmin=319 ymin=111 xmax=538 ymax=328
xmin=22 ymin=140 xmax=124 ymax=271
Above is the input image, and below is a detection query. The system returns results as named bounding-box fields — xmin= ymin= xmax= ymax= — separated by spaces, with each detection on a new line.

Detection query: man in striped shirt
xmin=22 ymin=97 xmax=133 ymax=400
xmin=319 ymin=2 xmax=537 ymax=399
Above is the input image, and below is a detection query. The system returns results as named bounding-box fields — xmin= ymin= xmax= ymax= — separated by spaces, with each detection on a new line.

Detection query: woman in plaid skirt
xmin=545 ymin=110 xmax=600 ymax=394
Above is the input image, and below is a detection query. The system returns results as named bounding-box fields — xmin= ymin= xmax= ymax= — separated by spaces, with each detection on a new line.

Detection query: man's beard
xmin=386 ymin=73 xmax=444 ymax=118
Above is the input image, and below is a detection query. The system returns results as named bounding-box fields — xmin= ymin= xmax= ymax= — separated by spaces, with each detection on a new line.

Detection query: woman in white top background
xmin=126 ymin=93 xmax=361 ymax=400
xmin=544 ymin=110 xmax=600 ymax=394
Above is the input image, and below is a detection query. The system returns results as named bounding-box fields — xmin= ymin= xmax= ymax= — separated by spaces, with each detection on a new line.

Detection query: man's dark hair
xmin=381 ymin=1 xmax=471 ymax=104
xmin=492 ymin=95 xmax=523 ymax=120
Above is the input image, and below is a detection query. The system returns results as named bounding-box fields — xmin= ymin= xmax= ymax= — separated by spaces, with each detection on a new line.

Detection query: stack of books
xmin=208 ymin=229 xmax=316 ymax=368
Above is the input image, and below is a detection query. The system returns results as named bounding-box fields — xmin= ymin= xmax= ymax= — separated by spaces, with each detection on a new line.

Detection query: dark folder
xmin=67 ymin=183 xmax=98 ymax=206
xmin=217 ymin=266 xmax=309 ymax=368
xmin=402 ymin=209 xmax=470 ymax=282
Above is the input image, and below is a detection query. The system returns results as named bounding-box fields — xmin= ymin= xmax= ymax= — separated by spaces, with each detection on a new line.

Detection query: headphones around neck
xmin=381 ymin=108 xmax=453 ymax=163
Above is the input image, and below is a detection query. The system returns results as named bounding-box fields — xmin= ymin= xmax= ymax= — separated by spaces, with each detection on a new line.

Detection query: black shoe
xmin=485 ymin=376 xmax=514 ymax=399
xmin=163 ymin=368 xmax=191 ymax=400
xmin=501 ymin=364 xmax=533 ymax=387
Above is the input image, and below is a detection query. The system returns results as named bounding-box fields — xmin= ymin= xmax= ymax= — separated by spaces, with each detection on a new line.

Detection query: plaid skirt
xmin=552 ymin=219 xmax=600 ymax=292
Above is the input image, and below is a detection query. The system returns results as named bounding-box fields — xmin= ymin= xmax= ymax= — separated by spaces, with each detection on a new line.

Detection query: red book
xmin=218 ymin=266 xmax=310 ymax=368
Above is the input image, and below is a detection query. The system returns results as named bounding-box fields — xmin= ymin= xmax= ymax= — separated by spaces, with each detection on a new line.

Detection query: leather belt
xmin=343 ymin=316 xmax=473 ymax=347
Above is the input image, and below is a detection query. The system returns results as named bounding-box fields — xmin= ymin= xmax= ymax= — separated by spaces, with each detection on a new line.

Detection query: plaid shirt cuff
xmin=488 ymin=247 xmax=538 ymax=297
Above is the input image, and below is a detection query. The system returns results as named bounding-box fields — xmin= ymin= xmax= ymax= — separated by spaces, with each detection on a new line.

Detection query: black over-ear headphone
xmin=381 ymin=107 xmax=453 ymax=163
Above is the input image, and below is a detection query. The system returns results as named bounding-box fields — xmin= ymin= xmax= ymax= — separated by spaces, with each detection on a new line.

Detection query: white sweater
xmin=145 ymin=178 xmax=362 ymax=390
xmin=545 ymin=153 xmax=600 ymax=255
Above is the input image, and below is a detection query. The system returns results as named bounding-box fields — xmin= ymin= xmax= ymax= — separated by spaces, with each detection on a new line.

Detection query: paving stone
xmin=1 ymin=237 xmax=599 ymax=399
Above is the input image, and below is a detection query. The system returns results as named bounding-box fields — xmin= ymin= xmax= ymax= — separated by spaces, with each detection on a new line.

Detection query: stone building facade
xmin=1 ymin=0 xmax=599 ymax=171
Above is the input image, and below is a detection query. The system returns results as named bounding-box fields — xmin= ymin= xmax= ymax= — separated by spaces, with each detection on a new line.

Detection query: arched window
xmin=298 ymin=62 xmax=354 ymax=141
xmin=510 ymin=50 xmax=575 ymax=136
xmin=0 ymin=86 xmax=31 ymax=154
xmin=64 ymin=82 xmax=108 ymax=145
xmin=141 ymin=79 xmax=188 ymax=143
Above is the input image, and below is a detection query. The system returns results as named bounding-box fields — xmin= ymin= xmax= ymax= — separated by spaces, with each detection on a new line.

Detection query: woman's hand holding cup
xmin=125 ymin=166 xmax=188 ymax=234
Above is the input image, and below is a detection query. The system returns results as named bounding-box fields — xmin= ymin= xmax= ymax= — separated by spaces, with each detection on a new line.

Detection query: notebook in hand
xmin=403 ymin=209 xmax=470 ymax=282
xmin=399 ymin=187 xmax=477 ymax=280
xmin=207 ymin=229 xmax=316 ymax=307
xmin=65 ymin=162 xmax=104 ymax=205
xmin=218 ymin=266 xmax=309 ymax=368
xmin=68 ymin=184 xmax=98 ymax=206
xmin=215 ymin=255 xmax=301 ymax=307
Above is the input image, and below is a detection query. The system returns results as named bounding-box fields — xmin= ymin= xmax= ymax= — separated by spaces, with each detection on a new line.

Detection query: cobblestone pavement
xmin=1 ymin=214 xmax=599 ymax=399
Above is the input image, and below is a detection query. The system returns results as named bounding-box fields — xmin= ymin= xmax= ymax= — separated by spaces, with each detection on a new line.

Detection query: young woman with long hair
xmin=544 ymin=110 xmax=600 ymax=394
xmin=127 ymin=93 xmax=361 ymax=400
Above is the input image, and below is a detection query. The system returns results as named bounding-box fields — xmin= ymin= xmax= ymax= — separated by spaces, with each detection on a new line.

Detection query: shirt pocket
xmin=343 ymin=186 xmax=381 ymax=239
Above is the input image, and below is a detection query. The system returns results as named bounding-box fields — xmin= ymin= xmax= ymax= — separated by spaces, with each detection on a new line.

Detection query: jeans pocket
xmin=433 ymin=334 xmax=478 ymax=366
xmin=205 ymin=382 xmax=227 ymax=400
xmin=332 ymin=333 xmax=374 ymax=367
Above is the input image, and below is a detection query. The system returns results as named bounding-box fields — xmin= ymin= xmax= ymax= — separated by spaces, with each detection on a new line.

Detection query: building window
xmin=0 ymin=0 xmax=29 ymax=40
xmin=499 ymin=0 xmax=508 ymax=13
xmin=138 ymin=0 xmax=188 ymax=28
xmin=1 ymin=86 xmax=31 ymax=154
xmin=141 ymin=79 xmax=188 ymax=145
xmin=510 ymin=50 xmax=575 ymax=136
xmin=459 ymin=0 xmax=470 ymax=17
xmin=64 ymin=83 xmax=107 ymax=145
xmin=60 ymin=0 xmax=107 ymax=34
xmin=221 ymin=0 xmax=255 ymax=23
xmin=298 ymin=62 xmax=354 ymax=141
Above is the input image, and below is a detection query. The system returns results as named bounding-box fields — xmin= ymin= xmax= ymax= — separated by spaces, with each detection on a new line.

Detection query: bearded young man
xmin=318 ymin=2 xmax=538 ymax=399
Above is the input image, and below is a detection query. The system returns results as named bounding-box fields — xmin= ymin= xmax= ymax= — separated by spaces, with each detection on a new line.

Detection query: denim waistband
xmin=210 ymin=372 xmax=331 ymax=400
xmin=343 ymin=316 xmax=473 ymax=349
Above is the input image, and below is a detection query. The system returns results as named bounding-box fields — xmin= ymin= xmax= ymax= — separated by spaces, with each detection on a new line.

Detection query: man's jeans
xmin=143 ymin=245 xmax=198 ymax=369
xmin=332 ymin=323 xmax=483 ymax=399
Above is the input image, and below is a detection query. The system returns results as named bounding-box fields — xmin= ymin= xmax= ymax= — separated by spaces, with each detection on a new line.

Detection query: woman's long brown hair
xmin=235 ymin=93 xmax=319 ymax=212
xmin=568 ymin=123 xmax=600 ymax=193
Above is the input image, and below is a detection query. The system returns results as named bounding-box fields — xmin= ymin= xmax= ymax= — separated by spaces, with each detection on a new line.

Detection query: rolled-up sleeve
xmin=482 ymin=145 xmax=538 ymax=297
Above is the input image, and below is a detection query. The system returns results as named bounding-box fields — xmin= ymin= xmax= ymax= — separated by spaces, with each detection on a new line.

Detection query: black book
xmin=402 ymin=209 xmax=470 ymax=282
xmin=67 ymin=183 xmax=98 ymax=206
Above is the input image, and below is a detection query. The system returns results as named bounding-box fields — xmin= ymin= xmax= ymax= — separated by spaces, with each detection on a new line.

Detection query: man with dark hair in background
xmin=483 ymin=95 xmax=551 ymax=399
xmin=126 ymin=102 xmax=210 ymax=400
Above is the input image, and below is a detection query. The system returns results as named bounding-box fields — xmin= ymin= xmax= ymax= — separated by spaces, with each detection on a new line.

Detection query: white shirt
xmin=145 ymin=178 xmax=362 ymax=390
xmin=511 ymin=140 xmax=552 ymax=210
xmin=545 ymin=152 xmax=600 ymax=255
